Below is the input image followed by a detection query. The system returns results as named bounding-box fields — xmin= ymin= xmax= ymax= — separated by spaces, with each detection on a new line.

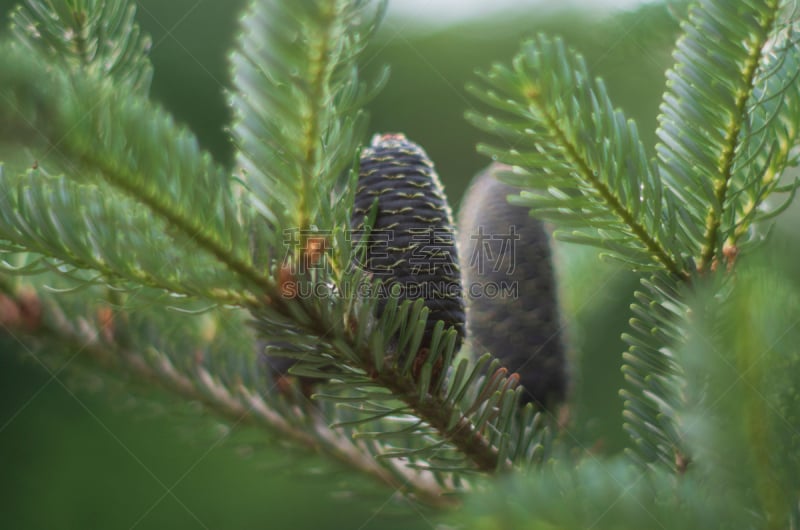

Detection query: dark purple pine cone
xmin=458 ymin=164 xmax=568 ymax=408
xmin=351 ymin=133 xmax=466 ymax=354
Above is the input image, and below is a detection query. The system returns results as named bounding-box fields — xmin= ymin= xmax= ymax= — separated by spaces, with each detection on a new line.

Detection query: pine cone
xmin=458 ymin=164 xmax=568 ymax=408
xmin=352 ymin=133 xmax=466 ymax=354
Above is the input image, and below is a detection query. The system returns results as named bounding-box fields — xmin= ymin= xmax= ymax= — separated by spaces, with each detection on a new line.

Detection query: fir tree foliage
xmin=10 ymin=0 xmax=153 ymax=93
xmin=448 ymin=256 xmax=800 ymax=528
xmin=470 ymin=0 xmax=800 ymax=475
xmin=467 ymin=35 xmax=686 ymax=278
xmin=0 ymin=45 xmax=256 ymax=306
xmin=230 ymin=0 xmax=389 ymax=234
xmin=0 ymin=0 xmax=553 ymax=506
xmin=1 ymin=0 xmax=800 ymax=524
xmin=656 ymin=0 xmax=800 ymax=270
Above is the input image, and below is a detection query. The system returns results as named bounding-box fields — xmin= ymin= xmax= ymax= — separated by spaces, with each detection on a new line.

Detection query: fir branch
xmin=0 ymin=277 xmax=455 ymax=508
xmin=525 ymin=112 xmax=681 ymax=279
xmin=621 ymin=273 xmax=691 ymax=471
xmin=729 ymin=25 xmax=800 ymax=249
xmin=622 ymin=0 xmax=798 ymax=471
xmin=0 ymin=166 xmax=254 ymax=306
xmin=73 ymin=147 xmax=269 ymax=295
xmin=230 ymin=0 xmax=385 ymax=233
xmin=467 ymin=35 xmax=688 ymax=279
xmin=251 ymin=234 xmax=549 ymax=476
xmin=656 ymin=0 xmax=786 ymax=273
xmin=9 ymin=0 xmax=153 ymax=93
xmin=296 ymin=0 xmax=340 ymax=233
xmin=345 ymin=348 xmax=503 ymax=473
xmin=699 ymin=4 xmax=780 ymax=271
xmin=253 ymin=290 xmax=544 ymax=476
xmin=0 ymin=46 xmax=272 ymax=303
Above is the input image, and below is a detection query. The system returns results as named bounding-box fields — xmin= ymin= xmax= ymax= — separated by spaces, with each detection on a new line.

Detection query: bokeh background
xmin=0 ymin=1 xmax=703 ymax=528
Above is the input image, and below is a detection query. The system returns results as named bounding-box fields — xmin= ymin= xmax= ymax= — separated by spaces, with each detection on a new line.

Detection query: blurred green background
xmin=0 ymin=1 xmax=688 ymax=528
